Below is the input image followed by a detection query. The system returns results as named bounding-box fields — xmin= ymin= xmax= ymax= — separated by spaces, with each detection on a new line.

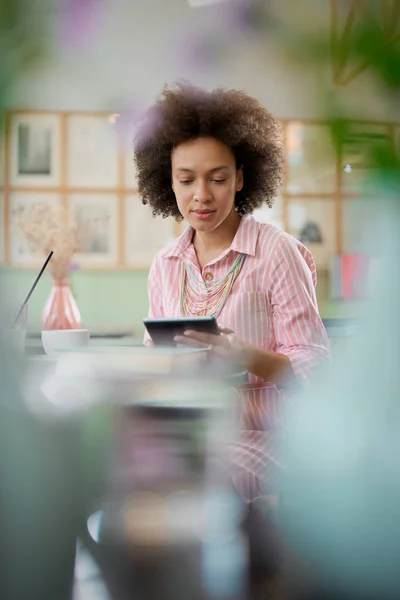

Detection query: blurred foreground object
xmin=0 ymin=311 xmax=84 ymax=600
xmin=281 ymin=185 xmax=400 ymax=598
xmin=0 ymin=0 xmax=46 ymax=109
xmin=27 ymin=346 xmax=250 ymax=599
xmin=330 ymin=0 xmax=400 ymax=87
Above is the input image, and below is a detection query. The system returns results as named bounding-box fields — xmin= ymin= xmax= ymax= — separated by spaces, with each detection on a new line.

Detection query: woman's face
xmin=171 ymin=136 xmax=243 ymax=232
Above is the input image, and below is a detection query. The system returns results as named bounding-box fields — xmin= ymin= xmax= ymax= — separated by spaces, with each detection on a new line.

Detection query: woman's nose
xmin=194 ymin=182 xmax=212 ymax=203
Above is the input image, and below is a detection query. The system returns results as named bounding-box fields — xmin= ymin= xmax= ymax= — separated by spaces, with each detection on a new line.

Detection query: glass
xmin=0 ymin=299 xmax=27 ymax=356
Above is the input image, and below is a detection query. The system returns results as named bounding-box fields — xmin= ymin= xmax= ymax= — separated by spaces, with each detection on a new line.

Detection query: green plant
xmin=0 ymin=0 xmax=47 ymax=127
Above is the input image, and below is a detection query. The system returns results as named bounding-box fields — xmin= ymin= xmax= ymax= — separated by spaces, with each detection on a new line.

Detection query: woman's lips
xmin=192 ymin=210 xmax=216 ymax=220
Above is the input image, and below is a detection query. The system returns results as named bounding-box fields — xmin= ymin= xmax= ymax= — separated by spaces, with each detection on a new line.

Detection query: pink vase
xmin=41 ymin=279 xmax=82 ymax=331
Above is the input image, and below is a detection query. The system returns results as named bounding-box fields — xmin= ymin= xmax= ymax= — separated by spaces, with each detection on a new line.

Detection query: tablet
xmin=143 ymin=317 xmax=219 ymax=346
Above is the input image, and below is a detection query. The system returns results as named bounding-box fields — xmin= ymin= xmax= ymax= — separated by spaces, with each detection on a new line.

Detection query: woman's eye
xmin=179 ymin=180 xmax=193 ymax=185
xmin=212 ymin=179 xmax=227 ymax=184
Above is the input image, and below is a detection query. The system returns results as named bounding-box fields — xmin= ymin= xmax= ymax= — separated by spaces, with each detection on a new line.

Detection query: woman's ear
xmin=236 ymin=165 xmax=244 ymax=192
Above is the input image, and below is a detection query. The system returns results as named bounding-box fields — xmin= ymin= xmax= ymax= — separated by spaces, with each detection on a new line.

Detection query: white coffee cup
xmin=41 ymin=329 xmax=90 ymax=357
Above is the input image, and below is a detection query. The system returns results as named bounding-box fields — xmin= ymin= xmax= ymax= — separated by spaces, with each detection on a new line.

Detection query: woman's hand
xmin=174 ymin=326 xmax=247 ymax=365
xmin=175 ymin=325 xmax=294 ymax=386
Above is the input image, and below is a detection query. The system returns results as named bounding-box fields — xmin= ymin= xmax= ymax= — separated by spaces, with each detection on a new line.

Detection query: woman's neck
xmin=193 ymin=210 xmax=241 ymax=266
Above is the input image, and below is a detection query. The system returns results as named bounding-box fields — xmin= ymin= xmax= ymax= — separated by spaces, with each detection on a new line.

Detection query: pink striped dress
xmin=145 ymin=215 xmax=330 ymax=501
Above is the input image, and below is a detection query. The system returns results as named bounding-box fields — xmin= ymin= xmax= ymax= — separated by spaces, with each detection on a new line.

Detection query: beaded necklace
xmin=179 ymin=253 xmax=245 ymax=318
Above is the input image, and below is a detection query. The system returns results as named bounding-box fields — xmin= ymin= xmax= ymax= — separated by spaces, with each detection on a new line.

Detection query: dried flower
xmin=18 ymin=203 xmax=79 ymax=281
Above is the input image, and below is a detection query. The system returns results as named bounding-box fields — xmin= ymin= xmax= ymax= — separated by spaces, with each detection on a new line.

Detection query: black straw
xmin=13 ymin=250 xmax=54 ymax=327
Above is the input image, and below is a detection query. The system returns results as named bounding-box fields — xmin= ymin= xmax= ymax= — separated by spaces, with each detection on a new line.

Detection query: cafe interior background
xmin=0 ymin=0 xmax=399 ymax=342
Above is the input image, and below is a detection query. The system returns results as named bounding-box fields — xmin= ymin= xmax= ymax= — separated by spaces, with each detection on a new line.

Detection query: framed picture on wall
xmin=8 ymin=113 xmax=61 ymax=187
xmin=119 ymin=113 xmax=138 ymax=190
xmin=8 ymin=192 xmax=61 ymax=265
xmin=124 ymin=194 xmax=177 ymax=267
xmin=68 ymin=193 xmax=119 ymax=267
xmin=286 ymin=122 xmax=336 ymax=194
xmin=125 ymin=142 xmax=138 ymax=190
xmin=287 ymin=198 xmax=335 ymax=268
xmin=67 ymin=115 xmax=119 ymax=188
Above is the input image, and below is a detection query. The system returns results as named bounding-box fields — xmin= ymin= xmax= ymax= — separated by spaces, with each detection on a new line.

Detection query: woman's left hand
xmin=174 ymin=325 xmax=246 ymax=365
xmin=175 ymin=326 xmax=295 ymax=385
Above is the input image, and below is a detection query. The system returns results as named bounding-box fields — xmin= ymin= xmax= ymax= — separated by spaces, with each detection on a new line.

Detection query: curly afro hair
xmin=134 ymin=82 xmax=283 ymax=220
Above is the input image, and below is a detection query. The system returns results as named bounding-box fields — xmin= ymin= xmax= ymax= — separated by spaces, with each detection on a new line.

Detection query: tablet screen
xmin=143 ymin=317 xmax=219 ymax=346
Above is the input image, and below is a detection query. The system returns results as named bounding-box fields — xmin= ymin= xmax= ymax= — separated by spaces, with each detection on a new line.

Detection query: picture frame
xmin=287 ymin=198 xmax=335 ymax=268
xmin=8 ymin=191 xmax=61 ymax=266
xmin=125 ymin=142 xmax=138 ymax=190
xmin=286 ymin=122 xmax=336 ymax=194
xmin=67 ymin=115 xmax=119 ymax=188
xmin=68 ymin=193 xmax=119 ymax=267
xmin=8 ymin=113 xmax=61 ymax=187
xmin=120 ymin=115 xmax=139 ymax=190
xmin=124 ymin=194 xmax=177 ymax=267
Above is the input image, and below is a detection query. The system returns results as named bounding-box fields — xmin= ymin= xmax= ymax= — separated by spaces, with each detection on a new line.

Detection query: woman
xmin=134 ymin=82 xmax=330 ymax=501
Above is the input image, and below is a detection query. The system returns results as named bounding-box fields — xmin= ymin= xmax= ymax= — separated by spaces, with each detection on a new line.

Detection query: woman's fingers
xmin=174 ymin=328 xmax=239 ymax=359
xmin=182 ymin=330 xmax=231 ymax=347
xmin=219 ymin=324 xmax=234 ymax=335
xmin=174 ymin=334 xmax=209 ymax=348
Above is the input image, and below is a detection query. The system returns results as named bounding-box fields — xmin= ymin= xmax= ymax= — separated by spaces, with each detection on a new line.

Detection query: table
xmin=25 ymin=329 xmax=142 ymax=355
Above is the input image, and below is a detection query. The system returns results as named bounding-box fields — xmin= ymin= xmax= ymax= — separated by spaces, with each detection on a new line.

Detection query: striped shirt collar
xmin=162 ymin=215 xmax=260 ymax=259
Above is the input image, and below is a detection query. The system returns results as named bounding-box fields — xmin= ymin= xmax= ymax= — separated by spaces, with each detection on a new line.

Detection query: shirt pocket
xmin=225 ymin=292 xmax=270 ymax=348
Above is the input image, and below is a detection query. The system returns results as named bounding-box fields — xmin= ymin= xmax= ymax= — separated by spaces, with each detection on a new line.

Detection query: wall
xmin=0 ymin=264 xmax=338 ymax=335
xmin=6 ymin=0 xmax=331 ymax=117
xmin=7 ymin=0 xmax=395 ymax=120
xmin=0 ymin=267 xmax=148 ymax=334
